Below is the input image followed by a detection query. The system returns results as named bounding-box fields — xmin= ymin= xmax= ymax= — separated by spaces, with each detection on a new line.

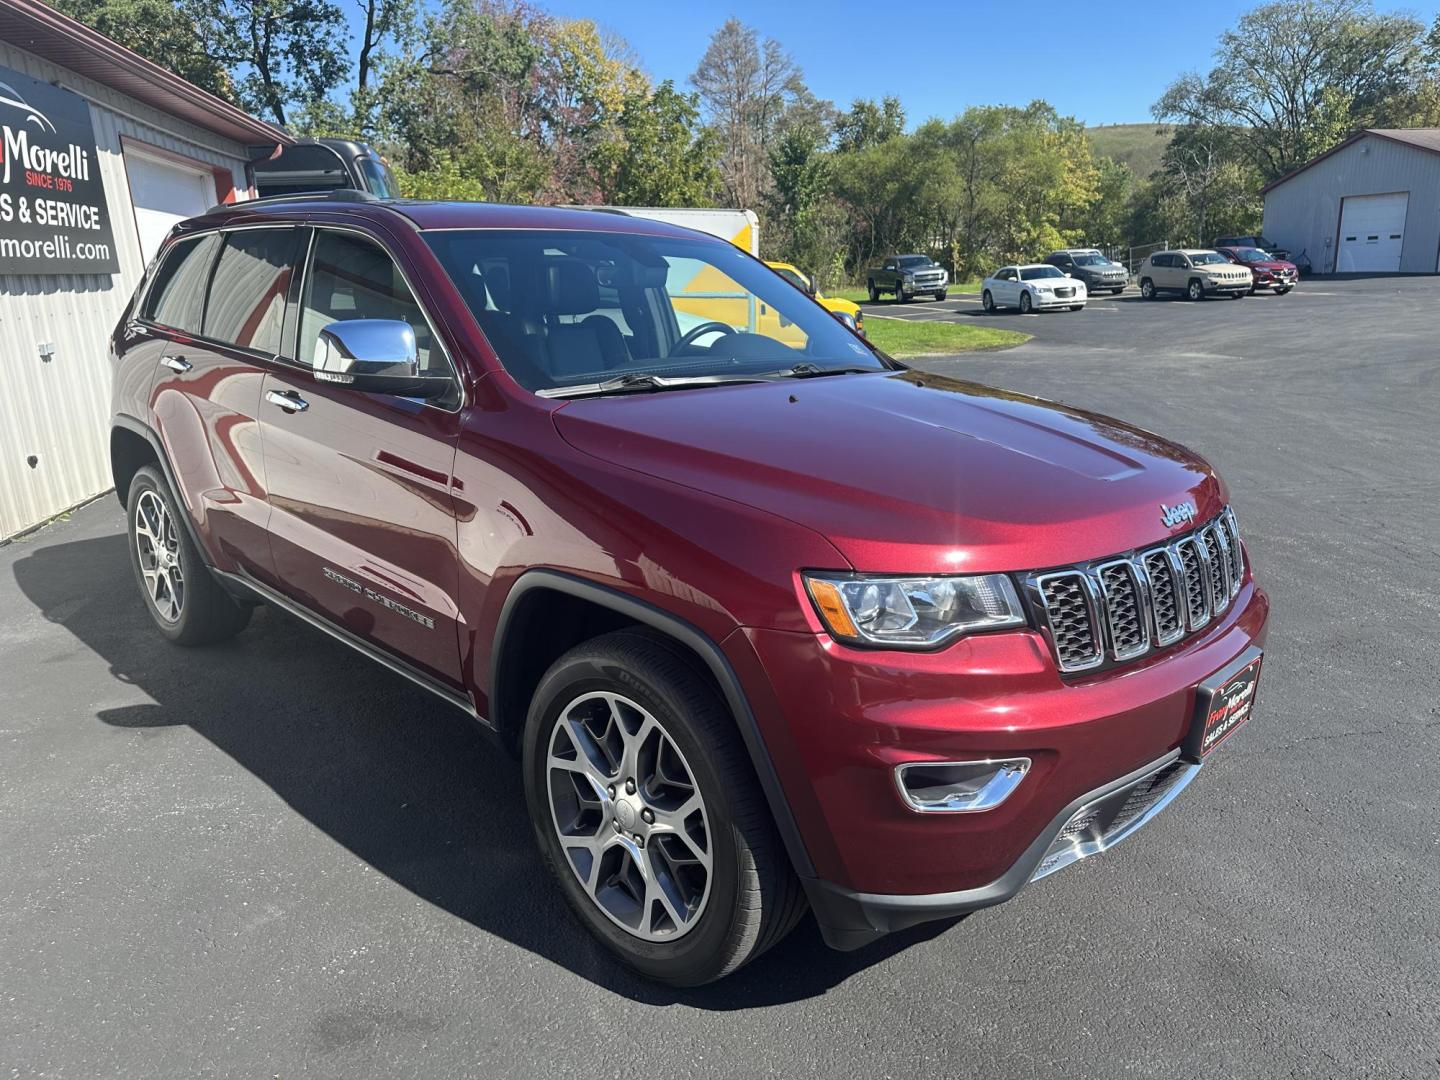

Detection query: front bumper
xmin=1033 ymin=291 xmax=1085 ymax=307
xmin=808 ymin=749 xmax=1199 ymax=948
xmin=1205 ymin=280 xmax=1251 ymax=295
xmin=727 ymin=575 xmax=1268 ymax=950
xmin=900 ymin=278 xmax=948 ymax=294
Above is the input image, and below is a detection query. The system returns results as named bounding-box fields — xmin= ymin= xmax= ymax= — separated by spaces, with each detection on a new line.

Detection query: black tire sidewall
xmin=522 ymin=643 xmax=755 ymax=984
xmin=126 ymin=467 xmax=198 ymax=642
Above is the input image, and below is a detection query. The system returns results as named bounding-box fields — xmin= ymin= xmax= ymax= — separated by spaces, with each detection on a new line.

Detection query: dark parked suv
xmin=109 ymin=195 xmax=1270 ymax=985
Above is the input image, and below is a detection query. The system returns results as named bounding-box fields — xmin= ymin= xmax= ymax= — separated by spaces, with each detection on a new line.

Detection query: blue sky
xmin=535 ymin=0 xmax=1440 ymax=126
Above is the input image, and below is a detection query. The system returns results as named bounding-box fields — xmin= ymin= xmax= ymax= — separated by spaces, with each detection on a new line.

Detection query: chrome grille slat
xmin=1141 ymin=549 xmax=1185 ymax=645
xmin=1097 ymin=559 xmax=1149 ymax=661
xmin=1036 ymin=571 xmax=1103 ymax=672
xmin=1029 ymin=508 xmax=1246 ymax=675
xmin=1175 ymin=537 xmax=1211 ymax=630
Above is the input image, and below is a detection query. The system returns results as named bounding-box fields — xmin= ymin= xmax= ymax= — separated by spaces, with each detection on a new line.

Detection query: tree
xmin=50 ymin=0 xmax=234 ymax=99
xmin=1154 ymin=0 xmax=1428 ymax=181
xmin=834 ymin=97 xmax=905 ymax=152
xmin=591 ymin=81 xmax=719 ymax=206
xmin=690 ymin=18 xmax=816 ymax=207
xmin=200 ymin=0 xmax=350 ymax=126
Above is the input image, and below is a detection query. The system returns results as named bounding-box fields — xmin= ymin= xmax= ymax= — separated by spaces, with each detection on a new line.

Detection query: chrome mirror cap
xmin=313 ymin=319 xmax=419 ymax=384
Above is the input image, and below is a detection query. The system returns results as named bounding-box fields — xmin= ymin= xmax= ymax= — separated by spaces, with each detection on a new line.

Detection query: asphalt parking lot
xmin=3 ymin=275 xmax=1438 ymax=1079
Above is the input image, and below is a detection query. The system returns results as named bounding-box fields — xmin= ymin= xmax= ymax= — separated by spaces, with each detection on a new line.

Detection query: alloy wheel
xmin=545 ymin=691 xmax=712 ymax=941
xmin=134 ymin=489 xmax=184 ymax=623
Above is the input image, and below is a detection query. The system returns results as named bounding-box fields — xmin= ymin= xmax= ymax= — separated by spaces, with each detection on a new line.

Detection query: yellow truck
xmin=589 ymin=207 xmax=864 ymax=339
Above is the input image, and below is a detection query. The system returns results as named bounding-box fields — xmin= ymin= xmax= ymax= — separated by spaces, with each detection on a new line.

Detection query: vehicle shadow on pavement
xmin=12 ymin=531 xmax=960 ymax=1008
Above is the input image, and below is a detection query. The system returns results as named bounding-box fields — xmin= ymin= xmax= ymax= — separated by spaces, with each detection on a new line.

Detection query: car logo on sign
xmin=1161 ymin=501 xmax=1198 ymax=529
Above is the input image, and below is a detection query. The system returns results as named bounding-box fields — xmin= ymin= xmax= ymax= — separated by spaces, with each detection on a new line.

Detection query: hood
xmin=1247 ymin=259 xmax=1295 ymax=272
xmin=552 ymin=371 xmax=1227 ymax=574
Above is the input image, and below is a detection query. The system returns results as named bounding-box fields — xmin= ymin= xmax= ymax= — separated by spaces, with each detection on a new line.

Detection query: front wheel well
xmin=490 ymin=586 xmax=727 ymax=755
xmin=110 ymin=426 xmax=159 ymax=507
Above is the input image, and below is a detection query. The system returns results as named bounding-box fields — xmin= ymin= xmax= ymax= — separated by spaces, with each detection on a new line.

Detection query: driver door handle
xmin=265 ymin=389 xmax=309 ymax=414
xmin=161 ymin=355 xmax=191 ymax=373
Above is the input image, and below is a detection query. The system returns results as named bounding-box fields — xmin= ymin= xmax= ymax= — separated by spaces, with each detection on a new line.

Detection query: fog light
xmin=895 ymin=758 xmax=1030 ymax=814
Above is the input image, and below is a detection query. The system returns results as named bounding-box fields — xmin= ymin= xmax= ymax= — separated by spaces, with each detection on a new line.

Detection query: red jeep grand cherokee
xmin=108 ymin=195 xmax=1269 ymax=985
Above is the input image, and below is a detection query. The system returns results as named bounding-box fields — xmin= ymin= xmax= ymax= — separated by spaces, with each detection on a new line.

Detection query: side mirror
xmin=312 ymin=319 xmax=450 ymax=398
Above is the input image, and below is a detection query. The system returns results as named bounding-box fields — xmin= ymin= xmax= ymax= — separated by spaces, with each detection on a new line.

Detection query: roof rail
xmin=204 ymin=187 xmax=380 ymax=215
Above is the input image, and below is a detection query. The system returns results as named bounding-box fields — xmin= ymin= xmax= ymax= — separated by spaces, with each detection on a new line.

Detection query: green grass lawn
xmin=1086 ymin=123 xmax=1174 ymax=180
xmin=832 ymin=281 xmax=984 ymax=303
xmin=864 ymin=318 xmax=1028 ymax=358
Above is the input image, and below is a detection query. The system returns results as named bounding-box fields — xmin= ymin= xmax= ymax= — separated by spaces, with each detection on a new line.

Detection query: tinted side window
xmin=298 ymin=229 xmax=440 ymax=373
xmin=204 ymin=229 xmax=302 ymax=353
xmin=1152 ymin=254 xmax=1172 ymax=268
xmin=144 ymin=233 xmax=219 ymax=333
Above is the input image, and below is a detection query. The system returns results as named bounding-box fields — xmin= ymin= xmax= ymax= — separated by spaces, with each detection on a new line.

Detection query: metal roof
xmin=0 ymin=0 xmax=291 ymax=147
xmin=1262 ymin=128 xmax=1440 ymax=194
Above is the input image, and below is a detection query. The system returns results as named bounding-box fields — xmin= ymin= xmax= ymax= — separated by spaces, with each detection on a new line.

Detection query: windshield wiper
xmin=536 ymin=372 xmax=770 ymax=399
xmin=763 ymin=362 xmax=880 ymax=380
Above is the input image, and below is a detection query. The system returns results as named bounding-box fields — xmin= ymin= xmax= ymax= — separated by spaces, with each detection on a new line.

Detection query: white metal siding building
xmin=0 ymin=0 xmax=288 ymax=539
xmin=1262 ymin=128 xmax=1440 ymax=276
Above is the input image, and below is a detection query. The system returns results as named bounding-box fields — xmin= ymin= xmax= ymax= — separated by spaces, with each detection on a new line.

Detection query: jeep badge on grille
xmin=1161 ymin=501 xmax=1198 ymax=528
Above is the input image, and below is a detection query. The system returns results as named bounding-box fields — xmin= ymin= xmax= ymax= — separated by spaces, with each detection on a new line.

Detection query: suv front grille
xmin=1029 ymin=508 xmax=1246 ymax=674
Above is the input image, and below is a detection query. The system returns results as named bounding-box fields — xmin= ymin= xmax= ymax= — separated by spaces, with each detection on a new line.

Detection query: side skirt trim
xmin=217 ymin=567 xmax=487 ymax=726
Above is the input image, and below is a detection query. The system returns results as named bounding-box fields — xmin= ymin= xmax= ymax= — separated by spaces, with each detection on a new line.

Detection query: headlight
xmin=804 ymin=572 xmax=1026 ymax=648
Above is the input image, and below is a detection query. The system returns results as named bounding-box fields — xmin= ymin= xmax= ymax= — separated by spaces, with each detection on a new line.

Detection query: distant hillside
xmin=1087 ymin=123 xmax=1174 ymax=179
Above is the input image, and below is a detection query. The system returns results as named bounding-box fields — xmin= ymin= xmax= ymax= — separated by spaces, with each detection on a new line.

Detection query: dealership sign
xmin=0 ymin=63 xmax=118 ymax=275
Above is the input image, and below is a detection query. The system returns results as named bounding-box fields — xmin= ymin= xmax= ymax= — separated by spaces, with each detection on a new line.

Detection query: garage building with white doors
xmin=0 ymin=0 xmax=289 ymax=539
xmin=1262 ymin=128 xmax=1440 ymax=276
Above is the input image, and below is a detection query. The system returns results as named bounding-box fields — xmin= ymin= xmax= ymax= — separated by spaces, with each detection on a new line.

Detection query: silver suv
xmin=1138 ymin=250 xmax=1252 ymax=301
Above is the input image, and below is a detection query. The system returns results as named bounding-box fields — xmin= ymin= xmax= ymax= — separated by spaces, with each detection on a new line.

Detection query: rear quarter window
xmin=143 ymin=233 xmax=220 ymax=333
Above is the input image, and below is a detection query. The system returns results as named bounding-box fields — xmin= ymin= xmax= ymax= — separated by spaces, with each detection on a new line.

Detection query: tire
xmin=126 ymin=465 xmax=251 ymax=646
xmin=867 ymin=280 xmax=879 ymax=303
xmin=1019 ymin=291 xmax=1033 ymax=314
xmin=522 ymin=629 xmax=804 ymax=986
xmin=1248 ymin=286 xmax=1258 ymax=296
xmin=1112 ymin=287 xmax=1126 ymax=295
xmin=1069 ymin=304 xmax=1084 ymax=312
xmin=894 ymin=285 xmax=907 ymax=302
xmin=982 ymin=289 xmax=995 ymax=313
xmin=1139 ymin=278 xmax=1155 ymax=300
xmin=934 ymin=291 xmax=947 ymax=301
xmin=1276 ymin=286 xmax=1292 ymax=295
xmin=1229 ymin=291 xmax=1244 ymax=299
xmin=1187 ymin=278 xmax=1205 ymax=301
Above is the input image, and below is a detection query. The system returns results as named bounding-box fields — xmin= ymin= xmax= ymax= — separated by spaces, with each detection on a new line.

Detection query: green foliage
xmin=1084 ymin=124 xmax=1173 ymax=181
xmin=1154 ymin=0 xmax=1429 ymax=181
xmin=591 ymin=81 xmax=720 ymax=206
xmin=834 ymin=97 xmax=905 ymax=153
xmin=50 ymin=0 xmax=233 ymax=99
xmin=199 ymin=0 xmax=350 ymax=126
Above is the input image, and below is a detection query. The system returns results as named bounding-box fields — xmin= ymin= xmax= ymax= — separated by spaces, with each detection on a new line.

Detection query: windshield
xmin=1190 ymin=252 xmax=1227 ymax=266
xmin=1234 ymin=248 xmax=1272 ymax=263
xmin=1021 ymin=265 xmax=1065 ymax=280
xmin=425 ymin=229 xmax=884 ymax=393
xmin=773 ymin=266 xmax=812 ymax=293
xmin=896 ymin=256 xmax=933 ymax=268
xmin=1073 ymin=254 xmax=1108 ymax=267
xmin=356 ymin=156 xmax=398 ymax=199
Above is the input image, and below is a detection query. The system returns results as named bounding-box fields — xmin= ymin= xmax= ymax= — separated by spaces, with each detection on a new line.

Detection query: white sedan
xmin=982 ymin=264 xmax=1087 ymax=314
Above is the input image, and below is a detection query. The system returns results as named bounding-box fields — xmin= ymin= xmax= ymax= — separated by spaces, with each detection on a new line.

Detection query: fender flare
xmin=492 ymin=569 xmax=817 ymax=881
xmin=111 ymin=414 xmax=214 ymax=568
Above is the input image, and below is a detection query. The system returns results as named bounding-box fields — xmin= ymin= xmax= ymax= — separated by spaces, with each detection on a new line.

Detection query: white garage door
xmin=124 ymin=149 xmax=216 ymax=266
xmin=1337 ymin=193 xmax=1407 ymax=272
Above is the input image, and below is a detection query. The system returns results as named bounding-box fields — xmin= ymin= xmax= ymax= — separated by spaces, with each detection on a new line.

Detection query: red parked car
xmin=1217 ymin=246 xmax=1298 ymax=294
xmin=109 ymin=194 xmax=1269 ymax=985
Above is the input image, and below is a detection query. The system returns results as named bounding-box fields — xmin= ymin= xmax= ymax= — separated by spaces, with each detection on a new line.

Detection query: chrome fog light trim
xmin=895 ymin=758 xmax=1031 ymax=814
